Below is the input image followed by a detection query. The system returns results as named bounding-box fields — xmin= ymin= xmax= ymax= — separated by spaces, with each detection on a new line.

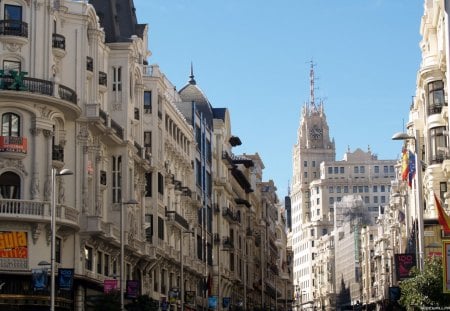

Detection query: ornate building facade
xmin=0 ymin=0 xmax=292 ymax=310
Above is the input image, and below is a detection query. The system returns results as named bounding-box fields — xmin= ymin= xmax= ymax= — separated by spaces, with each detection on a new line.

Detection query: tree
xmin=399 ymin=256 xmax=450 ymax=309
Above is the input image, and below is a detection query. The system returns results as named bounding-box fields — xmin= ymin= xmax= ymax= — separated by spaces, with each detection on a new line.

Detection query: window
xmin=304 ymin=161 xmax=307 ymax=167
xmin=360 ymin=166 xmax=365 ymax=173
xmin=329 ymin=186 xmax=334 ymax=193
xmin=364 ymin=186 xmax=369 ymax=193
xmin=4 ymin=4 xmax=22 ymax=33
xmin=144 ymin=91 xmax=152 ymax=113
xmin=145 ymin=172 xmax=152 ymax=197
xmin=312 ymin=161 xmax=316 ymax=167
xmin=373 ymin=185 xmax=378 ymax=192
xmin=340 ymin=167 xmax=344 ymax=174
xmin=374 ymin=196 xmax=379 ymax=204
xmin=113 ymin=67 xmax=122 ymax=91
xmin=3 ymin=60 xmax=21 ymax=73
xmin=344 ymin=186 xmax=348 ymax=193
xmin=157 ymin=216 xmax=164 ymax=240
xmin=144 ymin=131 xmax=152 ymax=153
xmin=97 ymin=251 xmax=103 ymax=274
xmin=336 ymin=186 xmax=341 ymax=193
xmin=112 ymin=156 xmax=122 ymax=203
xmin=104 ymin=254 xmax=110 ymax=276
xmin=381 ymin=196 xmax=386 ymax=204
xmin=430 ymin=126 xmax=447 ymax=164
xmin=334 ymin=167 xmax=339 ymax=174
xmin=383 ymin=166 xmax=388 ymax=173
xmin=358 ymin=186 xmax=363 ymax=193
xmin=55 ymin=237 xmax=61 ymax=263
xmin=158 ymin=172 xmax=164 ymax=195
xmin=336 ymin=197 xmax=341 ymax=202
xmin=196 ymin=159 xmax=201 ymax=186
xmin=328 ymin=167 xmax=332 ymax=174
xmin=85 ymin=246 xmax=93 ymax=271
xmin=364 ymin=196 xmax=369 ymax=204
xmin=329 ymin=197 xmax=334 ymax=205
xmin=353 ymin=186 xmax=357 ymax=193
xmin=374 ymin=166 xmax=379 ymax=173
xmin=2 ymin=113 xmax=20 ymax=136
xmin=0 ymin=171 xmax=20 ymax=199
xmin=304 ymin=172 xmax=307 ymax=178
xmin=428 ymin=80 xmax=445 ymax=114
xmin=380 ymin=185 xmax=385 ymax=192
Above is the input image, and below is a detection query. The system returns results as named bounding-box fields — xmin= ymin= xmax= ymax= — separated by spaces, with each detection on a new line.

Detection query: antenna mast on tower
xmin=309 ymin=60 xmax=315 ymax=108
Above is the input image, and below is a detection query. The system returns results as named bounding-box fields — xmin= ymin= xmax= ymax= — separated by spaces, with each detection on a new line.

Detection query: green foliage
xmin=399 ymin=256 xmax=450 ymax=309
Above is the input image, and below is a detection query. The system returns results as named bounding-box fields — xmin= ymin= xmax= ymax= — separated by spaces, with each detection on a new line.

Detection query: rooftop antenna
xmin=309 ymin=60 xmax=316 ymax=108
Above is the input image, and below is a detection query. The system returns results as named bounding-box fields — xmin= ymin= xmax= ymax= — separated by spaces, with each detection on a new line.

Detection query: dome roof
xmin=178 ymin=65 xmax=214 ymax=125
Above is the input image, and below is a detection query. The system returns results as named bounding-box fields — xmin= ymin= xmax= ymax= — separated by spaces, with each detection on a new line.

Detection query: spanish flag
xmin=434 ymin=193 xmax=450 ymax=233
xmin=401 ymin=149 xmax=409 ymax=181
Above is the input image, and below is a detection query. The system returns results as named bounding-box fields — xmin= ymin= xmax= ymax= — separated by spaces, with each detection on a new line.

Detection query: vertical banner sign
xmin=104 ymin=279 xmax=118 ymax=294
xmin=444 ymin=241 xmax=450 ymax=293
xmin=126 ymin=280 xmax=139 ymax=299
xmin=32 ymin=268 xmax=48 ymax=290
xmin=394 ymin=253 xmax=416 ymax=280
xmin=222 ymin=297 xmax=231 ymax=308
xmin=58 ymin=268 xmax=74 ymax=290
xmin=208 ymin=296 xmax=217 ymax=309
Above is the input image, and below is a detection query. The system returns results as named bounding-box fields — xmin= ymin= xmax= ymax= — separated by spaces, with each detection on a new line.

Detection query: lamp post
xmin=392 ymin=131 xmax=425 ymax=271
xmin=120 ymin=199 xmax=139 ymax=311
xmin=180 ymin=229 xmax=193 ymax=311
xmin=51 ymin=168 xmax=73 ymax=311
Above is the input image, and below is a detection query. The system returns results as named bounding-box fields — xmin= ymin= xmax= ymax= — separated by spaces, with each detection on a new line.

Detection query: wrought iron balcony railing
xmin=52 ymin=33 xmax=65 ymax=50
xmin=0 ymin=20 xmax=28 ymax=37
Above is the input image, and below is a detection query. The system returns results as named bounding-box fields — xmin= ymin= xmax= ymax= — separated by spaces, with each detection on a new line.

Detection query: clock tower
xmin=290 ymin=63 xmax=336 ymax=309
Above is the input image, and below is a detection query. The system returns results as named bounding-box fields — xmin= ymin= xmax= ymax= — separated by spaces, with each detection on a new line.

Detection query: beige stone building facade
xmin=0 ymin=0 xmax=292 ymax=310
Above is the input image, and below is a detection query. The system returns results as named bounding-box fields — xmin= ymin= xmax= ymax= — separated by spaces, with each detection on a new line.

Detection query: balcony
xmin=0 ymin=73 xmax=79 ymax=114
xmin=165 ymin=210 xmax=189 ymax=230
xmin=222 ymin=236 xmax=234 ymax=249
xmin=0 ymin=20 xmax=28 ymax=47
xmin=0 ymin=199 xmax=79 ymax=230
xmin=0 ymin=136 xmax=27 ymax=158
xmin=52 ymin=33 xmax=66 ymax=58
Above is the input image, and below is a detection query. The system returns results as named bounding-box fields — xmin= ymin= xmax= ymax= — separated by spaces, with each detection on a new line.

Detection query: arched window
xmin=2 ymin=113 xmax=20 ymax=136
xmin=0 ymin=171 xmax=21 ymax=199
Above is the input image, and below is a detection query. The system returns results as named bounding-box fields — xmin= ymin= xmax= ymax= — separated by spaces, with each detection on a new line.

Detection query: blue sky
xmin=134 ymin=0 xmax=424 ymax=198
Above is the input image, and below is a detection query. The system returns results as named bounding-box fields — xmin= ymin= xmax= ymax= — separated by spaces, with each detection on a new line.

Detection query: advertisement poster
xmin=58 ymin=268 xmax=74 ymax=290
xmin=104 ymin=279 xmax=118 ymax=294
xmin=444 ymin=241 xmax=450 ymax=293
xmin=32 ymin=268 xmax=48 ymax=290
xmin=0 ymin=231 xmax=28 ymax=269
xmin=394 ymin=253 xmax=416 ymax=280
xmin=126 ymin=280 xmax=139 ymax=299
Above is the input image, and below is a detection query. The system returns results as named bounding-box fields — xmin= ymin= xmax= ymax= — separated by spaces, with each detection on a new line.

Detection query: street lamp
xmin=180 ymin=229 xmax=193 ymax=311
xmin=392 ymin=131 xmax=425 ymax=271
xmin=51 ymin=168 xmax=73 ymax=311
xmin=120 ymin=199 xmax=139 ymax=311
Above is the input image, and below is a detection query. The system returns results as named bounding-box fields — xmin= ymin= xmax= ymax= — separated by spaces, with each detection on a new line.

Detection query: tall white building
xmin=291 ymin=65 xmax=397 ymax=311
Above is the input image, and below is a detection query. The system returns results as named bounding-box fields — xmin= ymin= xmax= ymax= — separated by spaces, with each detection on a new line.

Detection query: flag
xmin=408 ymin=151 xmax=416 ymax=188
xmin=434 ymin=193 xmax=450 ymax=233
xmin=401 ymin=149 xmax=409 ymax=181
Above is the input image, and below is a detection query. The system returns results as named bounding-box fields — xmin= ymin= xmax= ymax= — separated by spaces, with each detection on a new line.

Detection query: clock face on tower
xmin=309 ymin=125 xmax=323 ymax=140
